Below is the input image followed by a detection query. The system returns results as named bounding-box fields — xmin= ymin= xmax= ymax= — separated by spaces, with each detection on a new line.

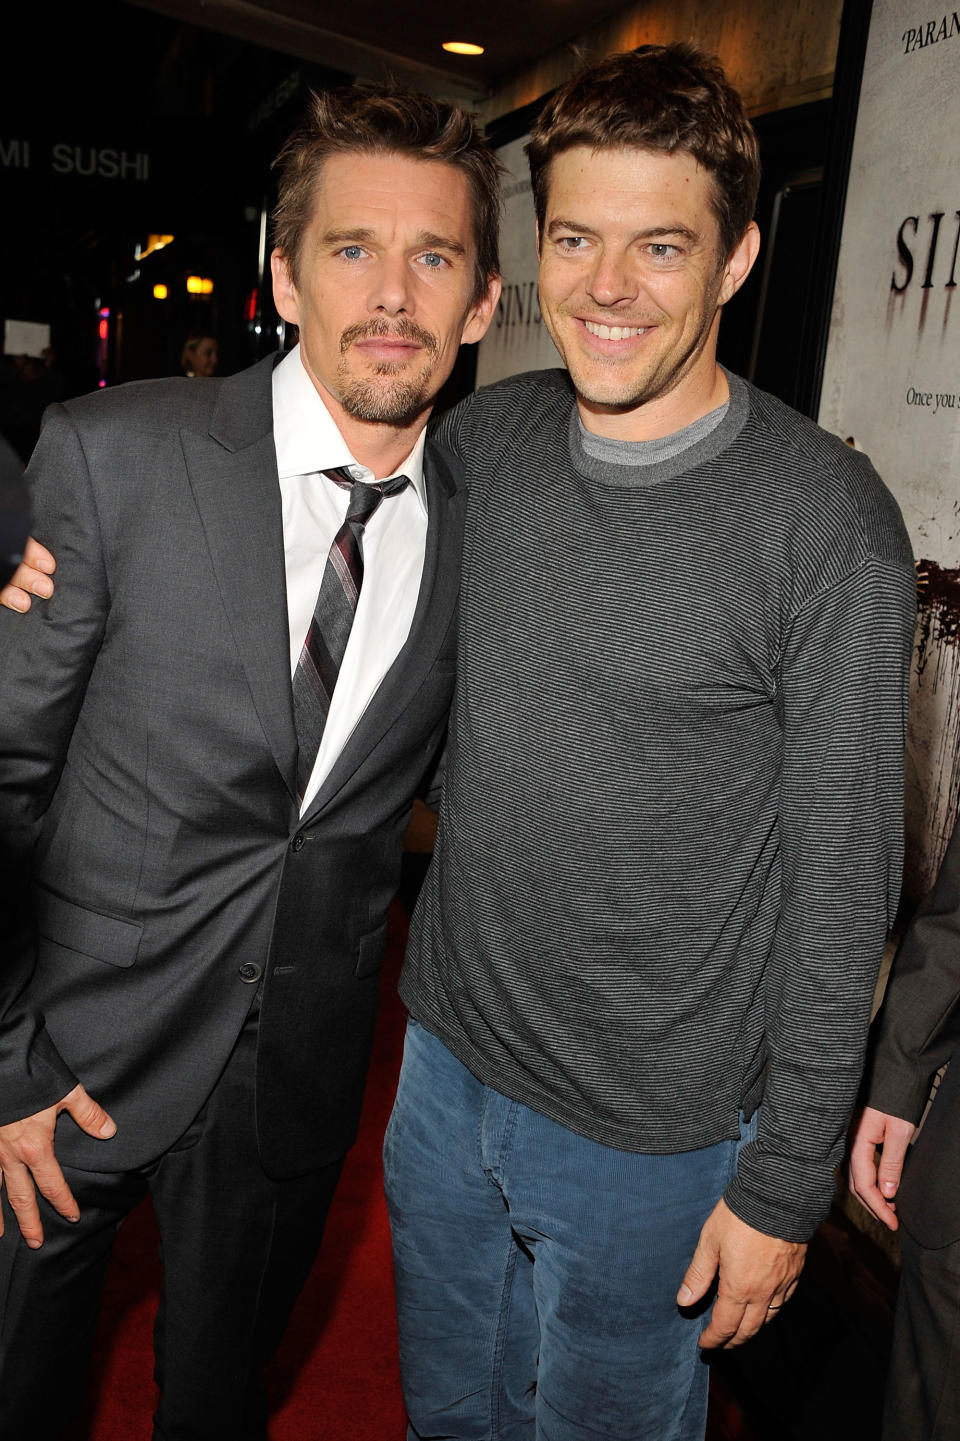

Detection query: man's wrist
xmin=865 ymin=1072 xmax=927 ymax=1129
xmin=722 ymin=1175 xmax=819 ymax=1244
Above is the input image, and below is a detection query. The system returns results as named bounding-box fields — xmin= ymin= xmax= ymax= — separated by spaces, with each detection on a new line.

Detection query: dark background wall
xmin=1 ymin=0 xmax=349 ymax=433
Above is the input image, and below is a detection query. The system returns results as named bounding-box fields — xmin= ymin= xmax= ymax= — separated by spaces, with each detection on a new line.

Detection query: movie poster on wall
xmin=819 ymin=1 xmax=960 ymax=892
xmin=475 ymin=134 xmax=560 ymax=387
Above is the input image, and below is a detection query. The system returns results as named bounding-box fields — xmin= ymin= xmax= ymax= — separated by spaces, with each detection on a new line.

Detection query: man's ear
xmin=271 ymin=249 xmax=301 ymax=326
xmin=718 ymin=221 xmax=761 ymax=306
xmin=461 ymin=274 xmax=502 ymax=346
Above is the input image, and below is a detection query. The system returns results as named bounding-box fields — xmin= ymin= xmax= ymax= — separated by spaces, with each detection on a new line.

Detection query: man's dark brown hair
xmin=526 ymin=44 xmax=761 ymax=261
xmin=273 ymin=85 xmax=503 ymax=303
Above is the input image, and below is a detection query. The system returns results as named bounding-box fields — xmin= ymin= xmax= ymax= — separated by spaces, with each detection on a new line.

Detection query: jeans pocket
xmin=729 ymin=1107 xmax=759 ymax=1184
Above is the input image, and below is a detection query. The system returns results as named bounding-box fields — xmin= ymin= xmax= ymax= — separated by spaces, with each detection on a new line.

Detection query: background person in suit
xmin=849 ymin=812 xmax=960 ymax=1440
xmin=0 ymin=86 xmax=500 ymax=1440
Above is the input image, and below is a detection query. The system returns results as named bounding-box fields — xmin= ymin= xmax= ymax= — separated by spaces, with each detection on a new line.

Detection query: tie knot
xmin=378 ymin=473 xmax=412 ymax=498
xmin=344 ymin=481 xmax=383 ymax=526
xmin=323 ymin=467 xmax=411 ymax=528
xmin=342 ymin=474 xmax=410 ymax=528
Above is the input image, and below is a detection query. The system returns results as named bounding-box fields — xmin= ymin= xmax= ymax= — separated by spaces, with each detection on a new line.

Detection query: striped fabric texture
xmin=401 ymin=368 xmax=917 ymax=1241
xmin=293 ymin=468 xmax=408 ymax=800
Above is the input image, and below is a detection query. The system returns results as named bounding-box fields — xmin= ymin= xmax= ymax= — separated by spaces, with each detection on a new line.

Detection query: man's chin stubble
xmin=338 ymin=370 xmax=434 ymax=428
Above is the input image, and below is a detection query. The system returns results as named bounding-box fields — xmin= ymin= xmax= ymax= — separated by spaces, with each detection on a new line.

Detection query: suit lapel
xmin=301 ymin=439 xmax=463 ymax=822
xmin=180 ymin=355 xmax=298 ymax=800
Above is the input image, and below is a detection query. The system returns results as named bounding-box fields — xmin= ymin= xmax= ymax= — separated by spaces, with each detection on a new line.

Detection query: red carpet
xmin=67 ymin=893 xmax=755 ymax=1441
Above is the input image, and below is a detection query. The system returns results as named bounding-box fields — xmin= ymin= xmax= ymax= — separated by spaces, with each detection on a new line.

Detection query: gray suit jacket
xmin=868 ymin=814 xmax=960 ymax=1246
xmin=0 ymin=354 xmax=462 ymax=1178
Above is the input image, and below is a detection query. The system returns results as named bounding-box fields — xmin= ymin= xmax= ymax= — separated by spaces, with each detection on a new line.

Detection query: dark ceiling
xmin=127 ymin=0 xmax=634 ymax=94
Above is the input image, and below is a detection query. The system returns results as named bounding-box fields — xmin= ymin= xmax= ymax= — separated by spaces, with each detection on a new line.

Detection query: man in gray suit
xmin=849 ymin=813 xmax=960 ymax=1439
xmin=0 ymin=86 xmax=499 ymax=1439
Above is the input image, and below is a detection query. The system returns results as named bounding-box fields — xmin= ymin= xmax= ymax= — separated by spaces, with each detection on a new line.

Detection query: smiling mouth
xmin=582 ymin=319 xmax=651 ymax=341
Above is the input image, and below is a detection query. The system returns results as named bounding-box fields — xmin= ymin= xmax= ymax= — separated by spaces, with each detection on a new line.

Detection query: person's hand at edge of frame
xmin=0 ymin=536 xmax=56 ymax=612
xmin=0 ymin=1085 xmax=116 ymax=1247
xmin=846 ymin=1103 xmax=916 ymax=1232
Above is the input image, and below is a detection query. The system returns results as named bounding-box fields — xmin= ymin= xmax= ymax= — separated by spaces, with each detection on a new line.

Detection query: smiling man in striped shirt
xmin=384 ymin=44 xmax=916 ymax=1440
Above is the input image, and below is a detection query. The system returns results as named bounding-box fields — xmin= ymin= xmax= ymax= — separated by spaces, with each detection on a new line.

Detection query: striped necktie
xmin=293 ymin=466 xmax=410 ymax=803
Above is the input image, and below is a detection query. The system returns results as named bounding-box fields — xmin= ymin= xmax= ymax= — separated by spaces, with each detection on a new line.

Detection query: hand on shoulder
xmin=0 ymin=536 xmax=56 ymax=612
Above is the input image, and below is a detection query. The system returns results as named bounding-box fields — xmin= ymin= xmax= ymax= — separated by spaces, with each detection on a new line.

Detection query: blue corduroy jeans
xmin=384 ymin=1017 xmax=755 ymax=1441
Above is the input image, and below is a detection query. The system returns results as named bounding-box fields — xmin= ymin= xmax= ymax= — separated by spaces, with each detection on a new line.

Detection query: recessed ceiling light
xmin=443 ymin=41 xmax=485 ymax=55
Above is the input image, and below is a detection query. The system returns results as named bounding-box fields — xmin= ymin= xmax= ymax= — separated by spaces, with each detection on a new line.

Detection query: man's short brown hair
xmin=526 ymin=44 xmax=761 ymax=261
xmin=272 ymin=85 xmax=503 ymax=303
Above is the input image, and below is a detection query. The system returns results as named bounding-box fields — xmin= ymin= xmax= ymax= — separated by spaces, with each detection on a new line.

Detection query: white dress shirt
xmin=272 ymin=345 xmax=429 ymax=814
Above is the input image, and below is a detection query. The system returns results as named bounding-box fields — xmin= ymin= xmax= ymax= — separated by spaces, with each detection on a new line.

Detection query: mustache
xmin=339 ymin=318 xmax=438 ymax=356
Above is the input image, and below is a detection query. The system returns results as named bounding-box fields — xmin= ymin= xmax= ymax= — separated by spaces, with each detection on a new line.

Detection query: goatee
xmin=337 ymin=318 xmax=439 ymax=426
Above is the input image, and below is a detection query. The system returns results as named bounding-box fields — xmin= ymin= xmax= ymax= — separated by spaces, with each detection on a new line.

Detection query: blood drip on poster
xmin=909 ymin=560 xmax=960 ymax=898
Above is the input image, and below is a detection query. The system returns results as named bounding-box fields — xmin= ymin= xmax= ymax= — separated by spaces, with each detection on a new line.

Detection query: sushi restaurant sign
xmin=0 ymin=138 xmax=150 ymax=182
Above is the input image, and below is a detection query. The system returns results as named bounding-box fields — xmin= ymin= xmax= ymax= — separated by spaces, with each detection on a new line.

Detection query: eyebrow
xmin=319 ymin=227 xmax=377 ymax=248
xmin=320 ymin=227 xmax=467 ymax=257
xmin=545 ymin=219 xmax=702 ymax=245
xmin=418 ymin=231 xmax=467 ymax=257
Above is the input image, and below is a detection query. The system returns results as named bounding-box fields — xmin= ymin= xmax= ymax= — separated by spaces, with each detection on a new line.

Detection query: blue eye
xmin=342 ymin=245 xmax=365 ymax=260
xmin=421 ymin=252 xmax=446 ymax=268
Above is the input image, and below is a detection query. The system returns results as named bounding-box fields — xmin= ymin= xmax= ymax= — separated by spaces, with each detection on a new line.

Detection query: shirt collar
xmin=272 ymin=343 xmax=428 ymax=513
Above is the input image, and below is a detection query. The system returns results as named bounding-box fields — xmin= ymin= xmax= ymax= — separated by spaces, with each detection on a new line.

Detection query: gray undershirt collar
xmin=570 ymin=368 xmax=750 ymax=489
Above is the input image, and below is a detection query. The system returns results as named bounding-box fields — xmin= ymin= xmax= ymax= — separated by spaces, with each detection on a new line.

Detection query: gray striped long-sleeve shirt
xmin=400 ymin=368 xmax=916 ymax=1241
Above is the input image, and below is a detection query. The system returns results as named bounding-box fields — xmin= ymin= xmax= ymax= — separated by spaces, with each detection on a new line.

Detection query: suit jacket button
xmin=291 ymin=834 xmax=305 ymax=852
xmin=238 ymin=962 xmax=262 ymax=984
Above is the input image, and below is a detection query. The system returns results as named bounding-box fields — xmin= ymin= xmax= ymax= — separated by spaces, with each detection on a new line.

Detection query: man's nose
xmin=368 ymin=253 xmax=412 ymax=315
xmin=585 ymin=247 xmax=637 ymax=308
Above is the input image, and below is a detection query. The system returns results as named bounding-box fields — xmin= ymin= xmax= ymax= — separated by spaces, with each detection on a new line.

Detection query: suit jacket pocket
xmin=355 ymin=923 xmax=388 ymax=979
xmin=34 ymin=886 xmax=143 ymax=969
